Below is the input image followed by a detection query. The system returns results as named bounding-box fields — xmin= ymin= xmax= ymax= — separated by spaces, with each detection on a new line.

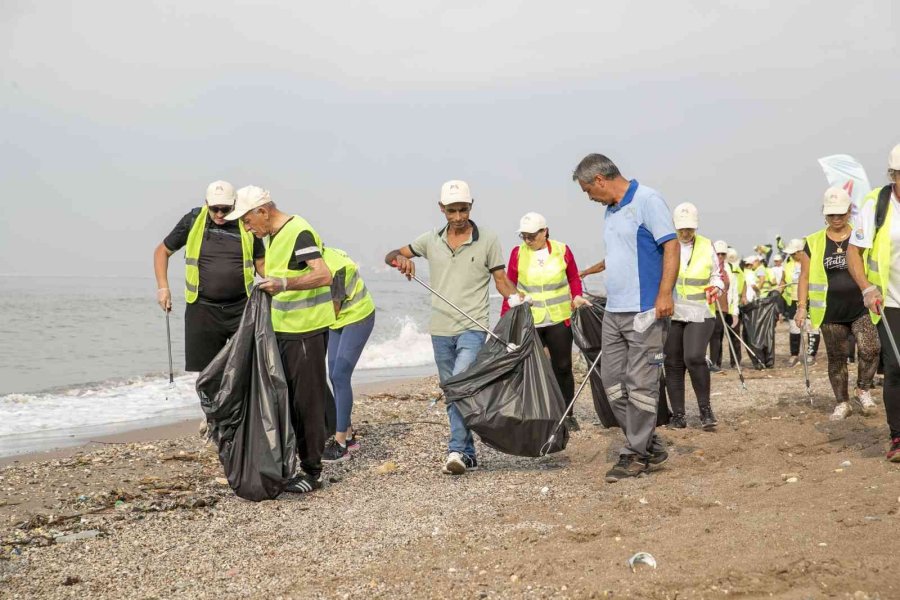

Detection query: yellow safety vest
xmin=322 ymin=247 xmax=376 ymax=329
xmin=782 ymin=258 xmax=796 ymax=304
xmin=862 ymin=186 xmax=895 ymax=325
xmin=759 ymin=267 xmax=778 ymax=295
xmin=516 ymin=240 xmax=572 ymax=326
xmin=805 ymin=229 xmax=831 ymax=329
xmin=266 ymin=216 xmax=336 ymax=334
xmin=184 ymin=206 xmax=255 ymax=303
xmin=676 ymin=234 xmax=715 ymax=316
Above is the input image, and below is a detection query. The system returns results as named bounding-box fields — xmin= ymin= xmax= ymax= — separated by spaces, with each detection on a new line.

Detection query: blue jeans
xmin=327 ymin=314 xmax=375 ymax=433
xmin=431 ymin=330 xmax=486 ymax=458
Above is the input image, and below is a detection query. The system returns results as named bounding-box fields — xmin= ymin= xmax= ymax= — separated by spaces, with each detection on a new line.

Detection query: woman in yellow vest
xmin=795 ymin=187 xmax=880 ymax=421
xmin=321 ymin=247 xmax=376 ymax=463
xmin=782 ymin=238 xmax=808 ymax=367
xmin=501 ymin=212 xmax=589 ymax=430
xmin=724 ymin=248 xmax=747 ymax=368
xmin=665 ymin=203 xmax=724 ymax=430
xmin=847 ymin=144 xmax=900 ymax=461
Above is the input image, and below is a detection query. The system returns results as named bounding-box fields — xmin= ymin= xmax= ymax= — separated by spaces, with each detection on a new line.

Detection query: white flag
xmin=818 ymin=154 xmax=872 ymax=218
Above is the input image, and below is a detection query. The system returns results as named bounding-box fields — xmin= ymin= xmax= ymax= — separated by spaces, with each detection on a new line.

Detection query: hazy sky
xmin=2 ymin=1 xmax=897 ymax=280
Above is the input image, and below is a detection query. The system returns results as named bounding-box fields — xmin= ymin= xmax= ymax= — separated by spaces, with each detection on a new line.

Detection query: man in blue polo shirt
xmin=573 ymin=153 xmax=679 ymax=482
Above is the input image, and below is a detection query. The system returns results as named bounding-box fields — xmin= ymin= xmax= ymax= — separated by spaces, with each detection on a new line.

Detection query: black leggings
xmin=878 ymin=307 xmax=900 ymax=439
xmin=664 ymin=318 xmax=716 ymax=414
xmin=538 ymin=321 xmax=575 ymax=411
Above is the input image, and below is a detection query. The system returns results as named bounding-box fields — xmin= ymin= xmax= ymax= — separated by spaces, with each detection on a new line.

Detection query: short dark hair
xmin=572 ymin=154 xmax=621 ymax=184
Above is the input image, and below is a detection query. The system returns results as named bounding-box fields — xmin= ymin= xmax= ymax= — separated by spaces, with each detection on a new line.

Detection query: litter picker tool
xmin=723 ymin=320 xmax=761 ymax=363
xmin=398 ymin=265 xmax=518 ymax=352
xmin=539 ymin=349 xmax=602 ymax=456
xmin=165 ymin=310 xmax=175 ymax=401
xmin=800 ymin=326 xmax=813 ymax=403
xmin=718 ymin=309 xmax=746 ymax=391
xmin=878 ymin=302 xmax=900 ymax=368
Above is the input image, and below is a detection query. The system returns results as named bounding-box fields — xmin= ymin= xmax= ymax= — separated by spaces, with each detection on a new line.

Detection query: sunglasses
xmin=519 ymin=230 xmax=544 ymax=241
xmin=208 ymin=205 xmax=234 ymax=215
xmin=825 ymin=213 xmax=848 ymax=218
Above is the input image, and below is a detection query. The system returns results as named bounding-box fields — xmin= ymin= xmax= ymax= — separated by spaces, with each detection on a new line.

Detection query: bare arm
xmin=578 ymin=259 xmax=605 ymax=278
xmin=655 ymin=239 xmax=679 ymax=318
xmin=848 ymin=245 xmax=883 ymax=311
xmin=153 ymin=242 xmax=175 ymax=311
xmin=491 ymin=269 xmax=520 ymax=299
xmin=254 ymin=257 xmax=266 ymax=278
xmin=258 ymin=257 xmax=332 ymax=295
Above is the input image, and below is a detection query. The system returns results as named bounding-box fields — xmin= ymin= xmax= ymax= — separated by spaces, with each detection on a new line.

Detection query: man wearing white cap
xmin=848 ymin=144 xmax=900 ymax=461
xmin=153 ymin=181 xmax=265 ymax=372
xmin=572 ymin=153 xmax=677 ymax=482
xmin=783 ymin=238 xmax=807 ymax=367
xmin=502 ymin=212 xmax=590 ymax=431
xmin=384 ymin=180 xmax=520 ymax=475
xmin=724 ymin=248 xmax=746 ymax=368
xmin=227 ymin=186 xmax=335 ymax=493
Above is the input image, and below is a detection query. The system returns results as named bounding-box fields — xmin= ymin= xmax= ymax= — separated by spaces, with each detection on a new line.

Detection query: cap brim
xmin=223 ymin=208 xmax=249 ymax=221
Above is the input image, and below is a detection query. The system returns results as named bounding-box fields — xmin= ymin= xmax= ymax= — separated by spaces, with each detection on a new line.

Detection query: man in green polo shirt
xmin=385 ymin=180 xmax=520 ymax=475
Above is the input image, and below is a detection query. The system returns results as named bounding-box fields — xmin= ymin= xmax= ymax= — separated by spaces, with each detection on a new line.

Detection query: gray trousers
xmin=601 ymin=311 xmax=666 ymax=459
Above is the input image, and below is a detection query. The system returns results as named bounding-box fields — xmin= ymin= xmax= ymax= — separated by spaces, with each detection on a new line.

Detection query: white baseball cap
xmin=673 ymin=202 xmax=699 ymax=229
xmin=890 ymin=144 xmax=900 ymax=170
xmin=744 ymin=255 xmax=759 ymax=264
xmin=726 ymin=248 xmax=740 ymax=265
xmin=205 ymin=180 xmax=236 ymax=205
xmin=772 ymin=253 xmax=783 ymax=262
xmin=225 ymin=185 xmax=272 ymax=221
xmin=713 ymin=240 xmax=728 ymax=254
xmin=822 ymin=186 xmax=851 ymax=215
xmin=439 ymin=180 xmax=473 ymax=205
xmin=784 ymin=238 xmax=805 ymax=255
xmin=517 ymin=212 xmax=547 ymax=234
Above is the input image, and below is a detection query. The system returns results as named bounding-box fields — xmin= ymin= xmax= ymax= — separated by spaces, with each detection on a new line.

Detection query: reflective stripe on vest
xmin=266 ymin=216 xmax=336 ymax=333
xmin=183 ymin=206 xmax=255 ymax=304
xmin=516 ymin=240 xmax=572 ymax=326
xmin=321 ymin=247 xmax=376 ymax=329
xmin=676 ymin=234 xmax=715 ymax=315
xmin=862 ymin=187 xmax=894 ymax=325
xmin=805 ymin=229 xmax=830 ymax=329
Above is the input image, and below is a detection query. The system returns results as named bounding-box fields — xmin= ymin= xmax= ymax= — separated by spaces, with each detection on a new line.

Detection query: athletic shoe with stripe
xmin=283 ymin=472 xmax=323 ymax=494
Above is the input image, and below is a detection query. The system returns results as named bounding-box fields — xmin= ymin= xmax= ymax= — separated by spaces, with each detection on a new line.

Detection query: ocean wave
xmin=357 ymin=317 xmax=434 ymax=370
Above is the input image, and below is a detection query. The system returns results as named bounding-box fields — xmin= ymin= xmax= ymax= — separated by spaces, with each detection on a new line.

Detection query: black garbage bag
xmin=741 ymin=294 xmax=779 ymax=369
xmin=442 ymin=305 xmax=569 ymax=457
xmin=196 ymin=288 xmax=297 ymax=501
xmin=572 ymin=296 xmax=669 ymax=428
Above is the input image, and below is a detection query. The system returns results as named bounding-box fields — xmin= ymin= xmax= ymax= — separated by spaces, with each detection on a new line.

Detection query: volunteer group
xmin=152 ymin=143 xmax=900 ymax=489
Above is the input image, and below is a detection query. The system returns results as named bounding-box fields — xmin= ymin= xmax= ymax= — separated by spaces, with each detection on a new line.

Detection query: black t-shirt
xmin=804 ymin=237 xmax=866 ymax=324
xmin=270 ymin=218 xmax=328 ymax=340
xmin=164 ymin=208 xmax=265 ymax=304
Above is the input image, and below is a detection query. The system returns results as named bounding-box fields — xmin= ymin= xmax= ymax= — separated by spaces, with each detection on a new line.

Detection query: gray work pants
xmin=601 ymin=311 xmax=667 ymax=459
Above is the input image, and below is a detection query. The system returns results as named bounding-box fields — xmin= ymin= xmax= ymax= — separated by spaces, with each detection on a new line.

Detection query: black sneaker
xmin=647 ymin=449 xmax=669 ymax=471
xmin=709 ymin=364 xmax=722 ymax=374
xmin=283 ymin=472 xmax=323 ymax=494
xmin=564 ymin=415 xmax=581 ymax=432
xmin=668 ymin=413 xmax=687 ymax=429
xmin=604 ymin=454 xmax=647 ymax=483
xmin=462 ymin=454 xmax=478 ymax=471
xmin=700 ymin=407 xmax=718 ymax=430
xmin=322 ymin=438 xmax=350 ymax=463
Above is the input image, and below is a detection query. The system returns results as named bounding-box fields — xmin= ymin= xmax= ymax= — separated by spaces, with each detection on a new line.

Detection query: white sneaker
xmin=830 ymin=402 xmax=852 ymax=421
xmin=441 ymin=452 xmax=466 ymax=475
xmin=853 ymin=389 xmax=878 ymax=416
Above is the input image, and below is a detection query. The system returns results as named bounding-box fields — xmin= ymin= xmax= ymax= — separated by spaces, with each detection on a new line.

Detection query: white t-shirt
xmin=850 ymin=189 xmax=900 ymax=308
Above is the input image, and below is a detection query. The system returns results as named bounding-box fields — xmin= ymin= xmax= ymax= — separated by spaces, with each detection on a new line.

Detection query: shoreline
xmin=0 ymin=373 xmax=435 ymax=468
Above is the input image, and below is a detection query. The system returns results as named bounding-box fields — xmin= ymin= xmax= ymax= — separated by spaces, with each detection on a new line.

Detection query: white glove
xmin=507 ymin=294 xmax=523 ymax=308
xmin=523 ymin=295 xmax=533 ymax=304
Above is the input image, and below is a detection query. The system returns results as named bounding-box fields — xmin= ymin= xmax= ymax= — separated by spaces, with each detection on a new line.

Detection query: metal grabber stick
xmin=719 ymin=309 xmax=746 ymax=391
xmin=878 ymin=303 xmax=900 ymax=369
xmin=165 ymin=309 xmax=175 ymax=400
xmin=406 ymin=272 xmax=518 ymax=352
xmin=540 ymin=349 xmax=603 ymax=456
xmin=800 ymin=323 xmax=813 ymax=403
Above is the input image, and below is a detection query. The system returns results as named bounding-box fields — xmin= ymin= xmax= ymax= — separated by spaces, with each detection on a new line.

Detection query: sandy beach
xmin=2 ymin=325 xmax=898 ymax=599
